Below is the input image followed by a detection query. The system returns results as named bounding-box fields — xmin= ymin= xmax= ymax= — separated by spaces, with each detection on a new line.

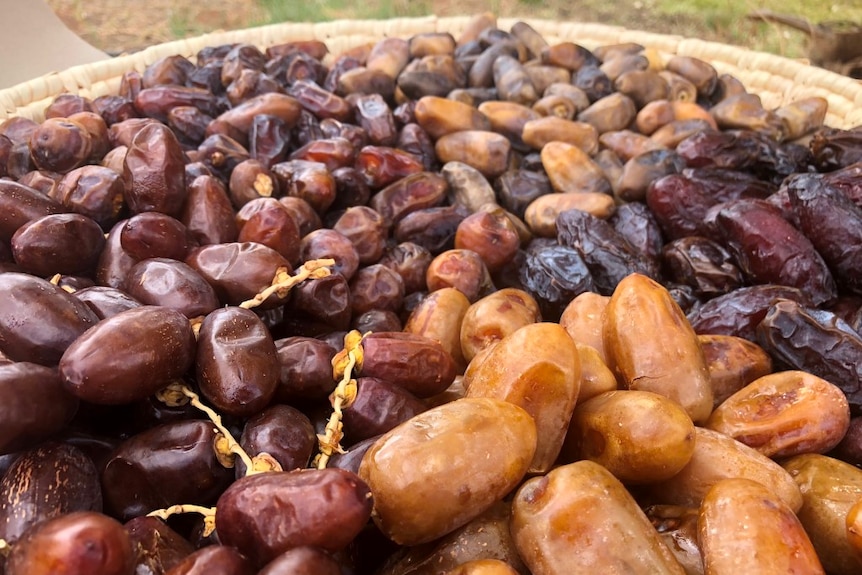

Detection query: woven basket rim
xmin=1 ymin=15 xmax=860 ymax=128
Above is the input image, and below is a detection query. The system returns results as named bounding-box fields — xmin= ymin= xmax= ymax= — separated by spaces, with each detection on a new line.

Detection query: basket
xmin=1 ymin=15 xmax=861 ymax=129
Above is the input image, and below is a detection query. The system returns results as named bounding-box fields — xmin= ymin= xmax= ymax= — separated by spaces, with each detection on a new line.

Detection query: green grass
xmin=651 ymin=0 xmax=862 ymax=57
xmin=256 ymin=0 xmax=434 ymax=24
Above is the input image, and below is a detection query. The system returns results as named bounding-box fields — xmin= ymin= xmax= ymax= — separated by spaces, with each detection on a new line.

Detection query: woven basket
xmin=1 ymin=15 xmax=861 ymax=129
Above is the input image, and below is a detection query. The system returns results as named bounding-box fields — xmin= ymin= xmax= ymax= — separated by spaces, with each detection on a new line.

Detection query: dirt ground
xmin=45 ymin=0 xmax=764 ymax=56
xmin=46 ymin=0 xmax=267 ymax=55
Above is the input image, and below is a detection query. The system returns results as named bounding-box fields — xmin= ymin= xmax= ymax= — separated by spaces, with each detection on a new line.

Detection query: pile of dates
xmin=3 ymin=11 xmax=862 ymax=574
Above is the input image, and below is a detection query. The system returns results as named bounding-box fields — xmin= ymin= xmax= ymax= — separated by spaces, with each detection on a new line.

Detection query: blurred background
xmin=45 ymin=0 xmax=862 ymax=65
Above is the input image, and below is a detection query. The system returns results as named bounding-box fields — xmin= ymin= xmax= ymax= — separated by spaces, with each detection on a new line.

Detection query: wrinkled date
xmin=3 ymin=12 xmax=862 ymax=573
xmin=757 ymin=300 xmax=862 ymax=413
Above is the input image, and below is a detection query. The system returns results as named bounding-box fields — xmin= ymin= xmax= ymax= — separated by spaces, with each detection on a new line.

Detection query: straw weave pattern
xmin=1 ymin=16 xmax=859 ymax=128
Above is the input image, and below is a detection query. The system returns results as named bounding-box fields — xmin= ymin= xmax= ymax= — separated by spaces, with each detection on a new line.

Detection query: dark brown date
xmin=237 ymin=404 xmax=316 ymax=476
xmin=196 ymin=306 xmax=279 ymax=417
xmin=354 ymin=93 xmax=398 ymax=146
xmin=11 ymin=213 xmax=106 ymax=277
xmin=518 ymin=242 xmax=595 ymax=322
xmin=236 ymin=198 xmax=301 ymax=264
xmin=289 ymin=137 xmax=356 ymax=172
xmin=645 ymin=173 xmax=717 ymax=240
xmin=168 ymin=106 xmax=212 ymax=145
xmin=271 ymin=159 xmax=336 ymax=215
xmin=229 ymin=159 xmax=279 ymax=209
xmin=273 ymin=336 xmax=337 ymax=402
xmin=369 ymin=171 xmax=448 ymax=226
xmin=59 ymin=305 xmax=196 ymax=404
xmin=810 ymin=127 xmax=862 ymax=171
xmin=29 ymin=118 xmax=92 ymax=174
xmin=349 ymin=264 xmax=406 ymax=316
xmin=258 ymin=547 xmax=343 ymax=575
xmin=120 ymin=212 xmax=193 ymax=261
xmin=662 ymin=236 xmax=742 ymax=297
xmin=757 ymin=299 xmax=862 ymax=412
xmin=4 ymin=511 xmax=134 ymax=575
xmin=378 ymin=242 xmax=433 ymax=295
xmin=211 ymin=93 xmax=302 ymax=136
xmin=0 ymin=272 xmax=99 ymax=365
xmin=0 ymin=443 xmax=101 ymax=543
xmin=687 ymin=284 xmax=814 ymax=341
xmin=287 ymin=80 xmax=353 ymax=122
xmin=786 ymin=173 xmax=862 ymax=296
xmin=102 ymin=420 xmax=234 ymax=520
xmin=608 ymin=201 xmax=664 ymax=263
xmin=182 ymin=175 xmax=240 ymax=246
xmin=125 ymin=516 xmax=195 ymax=575
xmin=95 ymin=219 xmax=139 ymax=289
xmin=124 ymin=258 xmax=220 ymax=318
xmin=249 ymin=114 xmax=291 ymax=168
xmin=0 ymin=179 xmax=64 ymax=243
xmin=123 ymin=123 xmax=187 ymax=217
xmin=141 ymin=54 xmax=195 ymax=87
xmin=0 ymin=363 xmax=79 ymax=454
xmin=55 ymin=165 xmax=125 ymax=229
xmin=214 ymin=468 xmax=373 ymax=565
xmin=300 ymin=228 xmax=359 ymax=280
xmin=186 ymin=242 xmax=292 ymax=309
xmin=286 ymin=272 xmax=353 ymax=333
xmin=134 ymin=86 xmax=219 ymax=123
xmin=556 ymin=208 xmax=660 ymax=295
xmin=394 ymin=204 xmax=467 ymax=253
xmin=343 ymin=376 xmax=427 ymax=444
xmin=164 ymin=545 xmax=255 ymax=575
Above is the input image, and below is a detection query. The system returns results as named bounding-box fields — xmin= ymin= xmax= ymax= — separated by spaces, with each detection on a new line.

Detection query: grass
xmin=256 ymin=0 xmax=434 ymax=24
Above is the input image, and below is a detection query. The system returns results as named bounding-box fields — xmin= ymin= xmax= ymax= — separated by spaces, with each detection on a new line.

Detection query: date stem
xmin=48 ymin=273 xmax=76 ymax=293
xmin=156 ymin=383 xmax=280 ymax=475
xmin=147 ymin=504 xmax=217 ymax=537
xmin=239 ymin=258 xmax=335 ymax=310
xmin=314 ymin=330 xmax=366 ymax=469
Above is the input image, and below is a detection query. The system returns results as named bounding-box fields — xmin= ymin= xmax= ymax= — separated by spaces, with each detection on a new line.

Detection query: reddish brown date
xmin=164 ymin=545 xmax=256 ymax=575
xmin=101 ymin=420 xmax=234 ymax=521
xmin=358 ymin=331 xmax=457 ymax=398
xmin=0 ymin=272 xmax=99 ymax=365
xmin=120 ymin=212 xmax=193 ymax=261
xmin=59 ymin=306 xmax=196 ymax=404
xmin=11 ymin=213 xmax=106 ymax=277
xmin=214 ymin=468 xmax=373 ymax=566
xmin=5 ymin=511 xmax=135 ymax=575
xmin=711 ymin=198 xmax=836 ymax=305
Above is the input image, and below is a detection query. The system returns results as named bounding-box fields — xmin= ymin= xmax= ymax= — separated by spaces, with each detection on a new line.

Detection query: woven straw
xmin=1 ymin=15 xmax=860 ymax=128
